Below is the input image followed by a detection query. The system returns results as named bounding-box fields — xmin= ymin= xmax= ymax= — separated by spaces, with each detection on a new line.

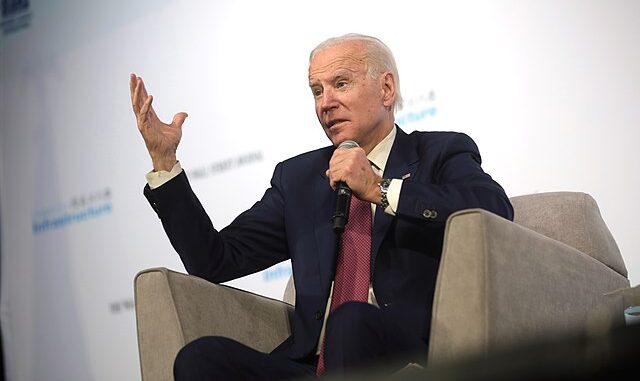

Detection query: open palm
xmin=130 ymin=73 xmax=188 ymax=171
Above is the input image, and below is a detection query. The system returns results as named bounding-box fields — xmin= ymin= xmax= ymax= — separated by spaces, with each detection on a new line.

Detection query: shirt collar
xmin=367 ymin=126 xmax=397 ymax=173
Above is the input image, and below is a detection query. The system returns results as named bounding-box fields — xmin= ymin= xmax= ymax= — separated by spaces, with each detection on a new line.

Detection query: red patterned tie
xmin=316 ymin=196 xmax=372 ymax=376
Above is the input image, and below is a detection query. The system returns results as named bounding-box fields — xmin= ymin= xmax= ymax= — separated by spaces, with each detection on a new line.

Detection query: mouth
xmin=326 ymin=119 xmax=348 ymax=129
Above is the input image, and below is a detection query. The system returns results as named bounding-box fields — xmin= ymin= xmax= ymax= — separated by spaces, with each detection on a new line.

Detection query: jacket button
xmin=315 ymin=311 xmax=323 ymax=320
xmin=422 ymin=209 xmax=438 ymax=219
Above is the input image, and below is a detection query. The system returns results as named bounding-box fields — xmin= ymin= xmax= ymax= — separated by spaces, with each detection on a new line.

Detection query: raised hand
xmin=130 ymin=73 xmax=188 ymax=171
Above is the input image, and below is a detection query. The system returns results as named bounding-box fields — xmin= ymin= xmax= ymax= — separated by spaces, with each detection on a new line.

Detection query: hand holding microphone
xmin=327 ymin=140 xmax=382 ymax=233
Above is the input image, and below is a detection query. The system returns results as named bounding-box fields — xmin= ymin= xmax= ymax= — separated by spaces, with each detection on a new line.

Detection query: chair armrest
xmin=429 ymin=209 xmax=629 ymax=364
xmin=134 ymin=267 xmax=294 ymax=381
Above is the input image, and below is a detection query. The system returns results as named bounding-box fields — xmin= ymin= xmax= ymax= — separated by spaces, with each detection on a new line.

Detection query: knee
xmin=323 ymin=302 xmax=383 ymax=372
xmin=174 ymin=336 xmax=233 ymax=380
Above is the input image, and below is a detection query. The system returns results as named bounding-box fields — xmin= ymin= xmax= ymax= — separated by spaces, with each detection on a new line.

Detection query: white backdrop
xmin=1 ymin=0 xmax=639 ymax=379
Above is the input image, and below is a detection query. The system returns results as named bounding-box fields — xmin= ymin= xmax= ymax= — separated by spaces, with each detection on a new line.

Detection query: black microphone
xmin=332 ymin=140 xmax=359 ymax=234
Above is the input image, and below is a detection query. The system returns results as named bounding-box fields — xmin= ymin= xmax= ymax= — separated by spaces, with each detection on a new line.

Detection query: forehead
xmin=308 ymin=41 xmax=367 ymax=82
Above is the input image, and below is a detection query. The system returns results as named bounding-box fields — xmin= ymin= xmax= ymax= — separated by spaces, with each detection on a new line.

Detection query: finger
xmin=172 ymin=112 xmax=189 ymax=128
xmin=328 ymin=151 xmax=345 ymax=170
xmin=132 ymin=78 xmax=142 ymax=114
xmin=328 ymin=153 xmax=349 ymax=176
xmin=330 ymin=147 xmax=357 ymax=166
xmin=328 ymin=168 xmax=345 ymax=190
xmin=138 ymin=78 xmax=155 ymax=116
xmin=326 ymin=169 xmax=335 ymax=189
xmin=140 ymin=95 xmax=153 ymax=116
xmin=137 ymin=95 xmax=153 ymax=130
xmin=138 ymin=76 xmax=149 ymax=99
xmin=133 ymin=77 xmax=150 ymax=110
xmin=328 ymin=176 xmax=337 ymax=190
xmin=129 ymin=73 xmax=137 ymax=104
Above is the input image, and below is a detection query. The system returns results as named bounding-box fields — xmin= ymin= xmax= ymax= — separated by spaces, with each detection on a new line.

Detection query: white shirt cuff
xmin=384 ymin=179 xmax=402 ymax=216
xmin=146 ymin=161 xmax=183 ymax=189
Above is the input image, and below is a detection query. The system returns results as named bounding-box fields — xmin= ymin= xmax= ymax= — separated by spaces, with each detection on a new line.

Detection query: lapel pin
xmin=401 ymin=173 xmax=411 ymax=180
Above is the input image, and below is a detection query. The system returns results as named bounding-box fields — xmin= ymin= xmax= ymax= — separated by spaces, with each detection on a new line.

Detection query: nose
xmin=319 ymin=88 xmax=339 ymax=114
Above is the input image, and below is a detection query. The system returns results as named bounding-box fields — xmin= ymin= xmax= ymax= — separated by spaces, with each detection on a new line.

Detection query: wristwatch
xmin=378 ymin=178 xmax=391 ymax=210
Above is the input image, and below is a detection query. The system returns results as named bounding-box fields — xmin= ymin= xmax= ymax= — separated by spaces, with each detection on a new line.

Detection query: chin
xmin=324 ymin=126 xmax=356 ymax=146
xmin=332 ymin=133 xmax=355 ymax=146
xmin=324 ymin=131 xmax=341 ymax=146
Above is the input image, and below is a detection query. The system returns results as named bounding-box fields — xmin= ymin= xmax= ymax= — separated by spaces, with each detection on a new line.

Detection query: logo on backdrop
xmin=1 ymin=0 xmax=32 ymax=35
xmin=395 ymin=91 xmax=437 ymax=128
xmin=262 ymin=263 xmax=292 ymax=283
xmin=32 ymin=187 xmax=113 ymax=235
xmin=187 ymin=150 xmax=264 ymax=181
xmin=109 ymin=298 xmax=134 ymax=314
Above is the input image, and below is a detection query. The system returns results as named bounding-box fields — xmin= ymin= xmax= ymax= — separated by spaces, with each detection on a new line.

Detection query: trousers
xmin=173 ymin=301 xmax=429 ymax=380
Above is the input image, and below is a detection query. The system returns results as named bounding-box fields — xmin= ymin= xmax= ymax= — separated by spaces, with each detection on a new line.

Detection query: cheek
xmin=353 ymin=89 xmax=377 ymax=113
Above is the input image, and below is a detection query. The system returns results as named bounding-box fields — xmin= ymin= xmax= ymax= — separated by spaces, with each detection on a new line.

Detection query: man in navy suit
xmin=131 ymin=34 xmax=513 ymax=380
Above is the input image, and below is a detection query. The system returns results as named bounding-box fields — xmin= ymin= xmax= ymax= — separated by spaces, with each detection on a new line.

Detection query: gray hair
xmin=309 ymin=33 xmax=403 ymax=112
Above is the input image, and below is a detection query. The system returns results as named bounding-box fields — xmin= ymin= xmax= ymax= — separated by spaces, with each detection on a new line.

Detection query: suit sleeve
xmin=395 ymin=133 xmax=514 ymax=224
xmin=143 ymin=163 xmax=289 ymax=283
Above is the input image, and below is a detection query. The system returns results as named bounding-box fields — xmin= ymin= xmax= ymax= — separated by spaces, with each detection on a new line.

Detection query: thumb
xmin=172 ymin=112 xmax=188 ymax=128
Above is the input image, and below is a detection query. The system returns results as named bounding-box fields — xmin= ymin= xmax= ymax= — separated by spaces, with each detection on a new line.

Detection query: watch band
xmin=379 ymin=178 xmax=391 ymax=210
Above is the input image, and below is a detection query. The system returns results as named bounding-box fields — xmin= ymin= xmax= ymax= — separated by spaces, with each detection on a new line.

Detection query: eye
xmin=311 ymin=87 xmax=323 ymax=97
xmin=336 ymin=80 xmax=348 ymax=89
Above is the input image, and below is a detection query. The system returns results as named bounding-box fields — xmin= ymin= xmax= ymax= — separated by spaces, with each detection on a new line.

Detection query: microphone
xmin=332 ymin=140 xmax=359 ymax=234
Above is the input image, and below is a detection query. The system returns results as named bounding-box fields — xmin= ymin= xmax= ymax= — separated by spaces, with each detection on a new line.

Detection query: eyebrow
xmin=309 ymin=68 xmax=356 ymax=86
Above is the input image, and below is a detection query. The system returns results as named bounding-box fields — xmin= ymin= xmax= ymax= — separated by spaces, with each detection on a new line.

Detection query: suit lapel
xmin=313 ymin=156 xmax=339 ymax=286
xmin=371 ymin=127 xmax=419 ymax=269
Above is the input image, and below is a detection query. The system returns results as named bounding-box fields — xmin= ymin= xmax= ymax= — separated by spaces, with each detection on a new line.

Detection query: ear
xmin=380 ymin=72 xmax=396 ymax=109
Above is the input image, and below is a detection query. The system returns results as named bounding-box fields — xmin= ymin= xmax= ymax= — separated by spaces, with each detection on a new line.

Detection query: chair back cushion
xmin=510 ymin=192 xmax=627 ymax=277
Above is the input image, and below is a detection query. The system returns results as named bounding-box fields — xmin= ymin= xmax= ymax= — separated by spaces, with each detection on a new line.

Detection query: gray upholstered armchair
xmin=134 ymin=192 xmax=636 ymax=380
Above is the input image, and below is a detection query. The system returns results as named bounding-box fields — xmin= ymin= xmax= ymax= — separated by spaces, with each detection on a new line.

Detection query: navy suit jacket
xmin=144 ymin=127 xmax=514 ymax=360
